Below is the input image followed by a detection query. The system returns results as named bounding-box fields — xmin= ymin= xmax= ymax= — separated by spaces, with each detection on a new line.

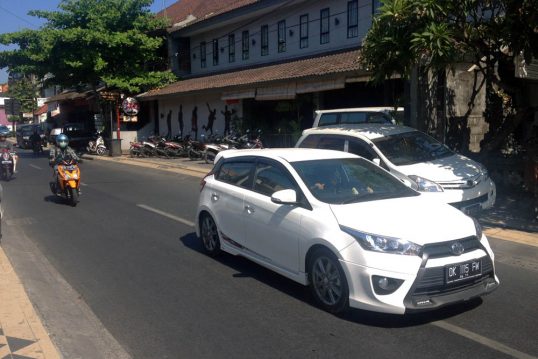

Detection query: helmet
xmin=56 ymin=133 xmax=69 ymax=149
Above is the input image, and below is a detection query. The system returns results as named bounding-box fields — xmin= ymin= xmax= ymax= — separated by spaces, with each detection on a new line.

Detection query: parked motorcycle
xmin=51 ymin=157 xmax=81 ymax=207
xmin=86 ymin=133 xmax=107 ymax=156
xmin=0 ymin=148 xmax=14 ymax=181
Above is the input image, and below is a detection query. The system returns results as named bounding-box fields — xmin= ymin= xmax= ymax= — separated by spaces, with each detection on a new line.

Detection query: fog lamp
xmin=372 ymin=275 xmax=404 ymax=295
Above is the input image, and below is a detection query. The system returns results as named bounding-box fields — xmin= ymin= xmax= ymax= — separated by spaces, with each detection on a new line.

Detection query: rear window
xmin=297 ymin=134 xmax=345 ymax=151
xmin=317 ymin=113 xmax=338 ymax=126
xmin=317 ymin=111 xmax=393 ymax=127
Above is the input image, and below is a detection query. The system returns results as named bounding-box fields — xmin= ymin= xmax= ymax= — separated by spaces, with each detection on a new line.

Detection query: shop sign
xmin=122 ymin=97 xmax=140 ymax=116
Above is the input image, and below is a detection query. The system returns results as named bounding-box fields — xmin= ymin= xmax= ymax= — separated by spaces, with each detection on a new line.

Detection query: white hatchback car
xmin=296 ymin=125 xmax=496 ymax=214
xmin=196 ymin=148 xmax=499 ymax=314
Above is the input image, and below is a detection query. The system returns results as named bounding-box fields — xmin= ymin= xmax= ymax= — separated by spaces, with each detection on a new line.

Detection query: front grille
xmin=450 ymin=193 xmax=489 ymax=210
xmin=422 ymin=236 xmax=481 ymax=259
xmin=412 ymin=256 xmax=494 ymax=296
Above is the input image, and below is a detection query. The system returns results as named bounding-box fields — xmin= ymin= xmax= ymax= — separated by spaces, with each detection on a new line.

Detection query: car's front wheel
xmin=309 ymin=248 xmax=349 ymax=314
xmin=200 ymin=213 xmax=221 ymax=256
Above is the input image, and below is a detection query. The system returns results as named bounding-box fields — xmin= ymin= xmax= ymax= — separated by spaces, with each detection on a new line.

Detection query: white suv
xmin=296 ymin=124 xmax=496 ymax=214
xmin=312 ymin=107 xmax=404 ymax=127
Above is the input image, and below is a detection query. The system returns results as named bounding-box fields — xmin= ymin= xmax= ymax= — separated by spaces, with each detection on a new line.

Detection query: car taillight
xmin=200 ymin=170 xmax=214 ymax=192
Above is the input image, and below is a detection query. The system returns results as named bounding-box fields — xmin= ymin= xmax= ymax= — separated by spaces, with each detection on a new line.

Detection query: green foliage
xmin=361 ymin=0 xmax=538 ymax=83
xmin=6 ymin=76 xmax=38 ymax=113
xmin=0 ymin=0 xmax=176 ymax=93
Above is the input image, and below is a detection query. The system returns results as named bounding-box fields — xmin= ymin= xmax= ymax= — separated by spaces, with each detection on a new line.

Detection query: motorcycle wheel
xmin=96 ymin=146 xmax=107 ymax=156
xmin=204 ymin=150 xmax=217 ymax=164
xmin=1 ymin=168 xmax=8 ymax=181
xmin=68 ymin=187 xmax=79 ymax=207
xmin=188 ymin=148 xmax=202 ymax=161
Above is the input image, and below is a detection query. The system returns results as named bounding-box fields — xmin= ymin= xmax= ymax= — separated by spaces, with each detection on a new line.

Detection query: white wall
xmin=185 ymin=0 xmax=370 ymax=76
xmin=157 ymin=94 xmax=243 ymax=140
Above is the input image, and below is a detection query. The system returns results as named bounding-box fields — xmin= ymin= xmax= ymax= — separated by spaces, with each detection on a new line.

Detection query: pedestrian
xmin=191 ymin=106 xmax=198 ymax=140
xmin=178 ymin=105 xmax=184 ymax=138
xmin=203 ymin=103 xmax=216 ymax=135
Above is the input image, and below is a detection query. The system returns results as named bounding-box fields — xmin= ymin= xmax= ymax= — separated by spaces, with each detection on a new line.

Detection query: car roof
xmin=315 ymin=107 xmax=403 ymax=114
xmin=215 ymin=148 xmax=358 ymax=163
xmin=301 ymin=124 xmax=416 ymax=140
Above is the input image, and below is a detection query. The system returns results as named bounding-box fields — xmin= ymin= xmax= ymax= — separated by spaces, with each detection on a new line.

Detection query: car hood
xmin=330 ymin=196 xmax=476 ymax=245
xmin=397 ymin=154 xmax=485 ymax=182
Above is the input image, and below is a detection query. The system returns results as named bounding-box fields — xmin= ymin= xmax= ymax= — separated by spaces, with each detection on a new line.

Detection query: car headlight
xmin=340 ymin=226 xmax=422 ymax=256
xmin=408 ymin=175 xmax=444 ymax=192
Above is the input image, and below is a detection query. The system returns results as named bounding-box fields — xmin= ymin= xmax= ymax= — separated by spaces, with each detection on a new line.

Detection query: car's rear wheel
xmin=200 ymin=213 xmax=221 ymax=256
xmin=309 ymin=248 xmax=349 ymax=314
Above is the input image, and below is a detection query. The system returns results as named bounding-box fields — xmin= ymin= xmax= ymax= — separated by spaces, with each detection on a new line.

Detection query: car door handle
xmin=244 ymin=205 xmax=255 ymax=214
xmin=211 ymin=193 xmax=219 ymax=201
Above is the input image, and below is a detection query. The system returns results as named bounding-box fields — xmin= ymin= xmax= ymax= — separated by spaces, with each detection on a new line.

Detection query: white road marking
xmin=80 ymin=182 xmax=88 ymax=186
xmin=29 ymin=164 xmax=42 ymax=170
xmin=136 ymin=204 xmax=195 ymax=227
xmin=432 ymin=320 xmax=537 ymax=359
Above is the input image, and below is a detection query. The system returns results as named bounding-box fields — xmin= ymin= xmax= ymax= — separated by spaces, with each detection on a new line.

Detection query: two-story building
xmin=138 ymin=0 xmax=400 ymax=145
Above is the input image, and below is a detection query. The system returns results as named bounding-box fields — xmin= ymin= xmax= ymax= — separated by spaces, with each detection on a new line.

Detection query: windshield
xmin=291 ymin=158 xmax=418 ymax=204
xmin=372 ymin=131 xmax=453 ymax=165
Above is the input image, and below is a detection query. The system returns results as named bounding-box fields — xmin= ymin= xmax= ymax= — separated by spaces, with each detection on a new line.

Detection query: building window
xmin=320 ymin=8 xmax=330 ymax=44
xmin=347 ymin=1 xmax=358 ymax=38
xmin=300 ymin=14 xmax=308 ymax=49
xmin=212 ymin=39 xmax=219 ymax=66
xmin=242 ymin=30 xmax=249 ymax=60
xmin=278 ymin=20 xmax=286 ymax=53
xmin=261 ymin=25 xmax=269 ymax=56
xmin=200 ymin=41 xmax=206 ymax=68
xmin=228 ymin=34 xmax=235 ymax=63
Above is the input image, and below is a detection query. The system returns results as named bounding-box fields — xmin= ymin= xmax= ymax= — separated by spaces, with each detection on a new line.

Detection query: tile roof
xmin=156 ymin=0 xmax=259 ymax=29
xmin=139 ymin=49 xmax=364 ymax=99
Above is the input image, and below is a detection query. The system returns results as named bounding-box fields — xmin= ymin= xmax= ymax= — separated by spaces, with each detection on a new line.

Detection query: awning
xmin=138 ymin=48 xmax=366 ymax=100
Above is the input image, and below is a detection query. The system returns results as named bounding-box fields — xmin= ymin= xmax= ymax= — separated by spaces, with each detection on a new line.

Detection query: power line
xmin=0 ymin=4 xmax=39 ymax=29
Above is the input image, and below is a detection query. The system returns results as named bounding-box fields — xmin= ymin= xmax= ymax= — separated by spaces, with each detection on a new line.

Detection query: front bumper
xmin=339 ymin=236 xmax=499 ymax=314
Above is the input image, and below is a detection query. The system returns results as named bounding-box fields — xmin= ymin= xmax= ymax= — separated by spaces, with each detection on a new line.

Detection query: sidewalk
xmin=0 ymin=247 xmax=60 ymax=359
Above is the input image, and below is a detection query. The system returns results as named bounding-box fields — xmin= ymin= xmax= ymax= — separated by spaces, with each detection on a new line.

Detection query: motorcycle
xmin=51 ymin=157 xmax=81 ymax=206
xmin=0 ymin=148 xmax=14 ymax=181
xmin=32 ymin=139 xmax=44 ymax=155
xmin=86 ymin=133 xmax=107 ymax=155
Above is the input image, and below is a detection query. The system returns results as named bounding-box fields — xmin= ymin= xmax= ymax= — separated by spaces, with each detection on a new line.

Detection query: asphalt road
xmin=2 ymin=150 xmax=537 ymax=359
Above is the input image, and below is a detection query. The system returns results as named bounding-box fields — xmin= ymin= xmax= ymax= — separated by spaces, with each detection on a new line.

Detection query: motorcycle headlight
xmin=340 ymin=226 xmax=422 ymax=256
xmin=408 ymin=175 xmax=444 ymax=192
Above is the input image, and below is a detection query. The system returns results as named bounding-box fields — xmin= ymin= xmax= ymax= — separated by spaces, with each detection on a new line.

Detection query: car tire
xmin=199 ymin=213 xmax=221 ymax=256
xmin=308 ymin=248 xmax=349 ymax=314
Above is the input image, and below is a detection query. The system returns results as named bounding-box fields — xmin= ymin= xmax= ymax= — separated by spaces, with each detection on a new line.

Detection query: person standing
xmin=191 ymin=106 xmax=198 ymax=140
xmin=177 ymin=105 xmax=184 ymax=138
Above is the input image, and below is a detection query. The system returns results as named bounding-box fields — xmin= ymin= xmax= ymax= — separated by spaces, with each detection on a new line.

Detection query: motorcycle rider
xmin=49 ymin=134 xmax=80 ymax=194
xmin=0 ymin=133 xmax=17 ymax=173
xmin=29 ymin=128 xmax=42 ymax=154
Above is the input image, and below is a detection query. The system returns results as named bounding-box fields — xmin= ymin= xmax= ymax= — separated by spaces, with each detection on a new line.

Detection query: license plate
xmin=445 ymin=259 xmax=482 ymax=283
xmin=64 ymin=165 xmax=76 ymax=170
xmin=2 ymin=161 xmax=11 ymax=164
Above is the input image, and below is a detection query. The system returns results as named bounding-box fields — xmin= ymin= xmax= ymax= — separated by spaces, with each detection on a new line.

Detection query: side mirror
xmin=271 ymin=189 xmax=297 ymax=204
xmin=372 ymin=158 xmax=381 ymax=166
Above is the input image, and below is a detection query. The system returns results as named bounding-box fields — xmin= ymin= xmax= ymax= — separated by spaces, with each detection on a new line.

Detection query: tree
xmin=360 ymin=0 xmax=538 ymax=153
xmin=0 ymin=0 xmax=176 ymax=94
xmin=6 ymin=76 xmax=38 ymax=115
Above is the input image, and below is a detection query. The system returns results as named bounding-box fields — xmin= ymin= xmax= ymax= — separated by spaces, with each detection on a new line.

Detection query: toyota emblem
xmin=451 ymin=241 xmax=465 ymax=255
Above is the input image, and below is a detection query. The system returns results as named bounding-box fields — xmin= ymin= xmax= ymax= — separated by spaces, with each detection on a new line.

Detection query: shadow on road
xmin=179 ymin=232 xmax=483 ymax=327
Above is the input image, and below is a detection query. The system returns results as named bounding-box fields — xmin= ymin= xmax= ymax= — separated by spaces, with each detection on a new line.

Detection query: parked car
xmin=295 ymin=124 xmax=496 ymax=214
xmin=0 ymin=125 xmax=10 ymax=137
xmin=312 ymin=107 xmax=404 ymax=127
xmin=49 ymin=123 xmax=94 ymax=150
xmin=196 ymin=148 xmax=499 ymax=314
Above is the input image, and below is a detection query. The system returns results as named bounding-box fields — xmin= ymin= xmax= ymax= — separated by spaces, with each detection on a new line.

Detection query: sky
xmin=0 ymin=0 xmax=171 ymax=83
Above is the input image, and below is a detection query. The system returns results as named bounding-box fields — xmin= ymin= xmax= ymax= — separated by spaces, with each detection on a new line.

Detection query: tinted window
xmin=216 ymin=161 xmax=252 ymax=188
xmin=373 ymin=131 xmax=453 ymax=165
xmin=348 ymin=138 xmax=376 ymax=160
xmin=298 ymin=134 xmax=345 ymax=151
xmin=253 ymin=163 xmax=295 ymax=196
xmin=292 ymin=158 xmax=417 ymax=204
xmin=318 ymin=113 xmax=338 ymax=126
